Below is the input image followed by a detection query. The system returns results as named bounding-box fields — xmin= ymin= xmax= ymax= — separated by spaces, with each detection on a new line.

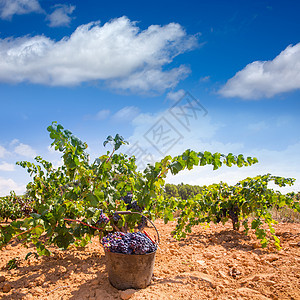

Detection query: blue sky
xmin=0 ymin=0 xmax=299 ymax=196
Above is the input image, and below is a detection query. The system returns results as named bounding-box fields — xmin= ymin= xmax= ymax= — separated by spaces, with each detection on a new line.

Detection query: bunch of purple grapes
xmin=121 ymin=192 xmax=133 ymax=204
xmin=102 ymin=231 xmax=157 ymax=255
xmin=137 ymin=216 xmax=147 ymax=230
xmin=96 ymin=210 xmax=109 ymax=225
xmin=121 ymin=192 xmax=143 ymax=212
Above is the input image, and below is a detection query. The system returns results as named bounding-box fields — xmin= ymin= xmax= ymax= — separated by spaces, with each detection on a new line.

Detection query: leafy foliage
xmin=172 ymin=174 xmax=298 ymax=249
xmin=164 ymin=183 xmax=203 ymax=200
xmin=0 ymin=122 xmax=258 ymax=255
xmin=0 ymin=192 xmax=33 ymax=222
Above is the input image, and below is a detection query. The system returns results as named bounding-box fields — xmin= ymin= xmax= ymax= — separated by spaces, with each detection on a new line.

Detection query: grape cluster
xmin=102 ymin=231 xmax=157 ymax=255
xmin=137 ymin=216 xmax=147 ymax=230
xmin=121 ymin=192 xmax=133 ymax=204
xmin=121 ymin=192 xmax=143 ymax=212
xmin=96 ymin=210 xmax=109 ymax=225
xmin=112 ymin=212 xmax=121 ymax=222
xmin=17 ymin=197 xmax=34 ymax=216
xmin=130 ymin=201 xmax=143 ymax=212
xmin=0 ymin=195 xmax=34 ymax=221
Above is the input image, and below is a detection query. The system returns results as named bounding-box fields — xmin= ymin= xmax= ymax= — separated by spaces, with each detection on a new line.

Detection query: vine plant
xmin=172 ymin=174 xmax=298 ymax=249
xmin=0 ymin=121 xmax=258 ymax=255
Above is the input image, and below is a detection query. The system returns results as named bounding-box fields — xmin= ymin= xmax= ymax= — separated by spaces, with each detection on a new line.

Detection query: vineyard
xmin=0 ymin=122 xmax=300 ymax=299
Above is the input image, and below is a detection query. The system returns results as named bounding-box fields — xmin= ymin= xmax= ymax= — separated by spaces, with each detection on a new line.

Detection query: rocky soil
xmin=0 ymin=220 xmax=300 ymax=300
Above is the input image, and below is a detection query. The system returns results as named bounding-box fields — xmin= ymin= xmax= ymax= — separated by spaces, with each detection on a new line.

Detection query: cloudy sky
xmin=0 ymin=0 xmax=299 ymax=196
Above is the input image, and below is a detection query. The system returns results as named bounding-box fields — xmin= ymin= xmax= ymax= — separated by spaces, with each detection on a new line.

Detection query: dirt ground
xmin=0 ymin=219 xmax=300 ymax=300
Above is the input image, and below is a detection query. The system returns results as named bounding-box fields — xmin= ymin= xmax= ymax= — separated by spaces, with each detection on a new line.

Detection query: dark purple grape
xmin=96 ymin=210 xmax=109 ymax=225
xmin=121 ymin=192 xmax=133 ymax=204
xmin=131 ymin=201 xmax=143 ymax=212
xmin=101 ymin=231 xmax=156 ymax=255
xmin=113 ymin=213 xmax=121 ymax=222
xmin=137 ymin=216 xmax=147 ymax=230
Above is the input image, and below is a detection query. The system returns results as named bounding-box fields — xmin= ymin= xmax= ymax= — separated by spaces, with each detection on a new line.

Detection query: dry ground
xmin=0 ymin=219 xmax=300 ymax=300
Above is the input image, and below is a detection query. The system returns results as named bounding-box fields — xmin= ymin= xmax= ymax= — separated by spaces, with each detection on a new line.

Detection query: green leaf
xmin=85 ymin=193 xmax=99 ymax=207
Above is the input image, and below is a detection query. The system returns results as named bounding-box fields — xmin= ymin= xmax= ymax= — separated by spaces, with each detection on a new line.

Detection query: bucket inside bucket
xmin=105 ymin=250 xmax=156 ymax=290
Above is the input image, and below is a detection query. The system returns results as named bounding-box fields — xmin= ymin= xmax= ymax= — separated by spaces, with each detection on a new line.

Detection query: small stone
xmin=0 ymin=276 xmax=5 ymax=283
xmin=3 ymin=282 xmax=11 ymax=293
xmin=265 ymin=255 xmax=279 ymax=262
xmin=120 ymin=289 xmax=136 ymax=300
xmin=217 ymin=284 xmax=225 ymax=291
xmin=251 ymin=242 xmax=260 ymax=249
xmin=218 ymin=271 xmax=228 ymax=279
xmin=152 ymin=276 xmax=159 ymax=281
xmin=198 ymin=273 xmax=216 ymax=288
xmin=203 ymin=253 xmax=215 ymax=259
xmin=265 ymin=280 xmax=276 ymax=286
xmin=169 ymin=249 xmax=179 ymax=255
xmin=289 ymin=242 xmax=300 ymax=247
xmin=229 ymin=267 xmax=241 ymax=278
xmin=196 ymin=260 xmax=206 ymax=266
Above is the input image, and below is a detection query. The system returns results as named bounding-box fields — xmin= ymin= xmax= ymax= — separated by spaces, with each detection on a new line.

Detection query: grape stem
xmin=63 ymin=218 xmax=106 ymax=231
xmin=9 ymin=225 xmax=43 ymax=241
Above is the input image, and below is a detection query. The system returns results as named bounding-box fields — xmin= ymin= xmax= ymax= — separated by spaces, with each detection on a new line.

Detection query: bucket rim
xmin=104 ymin=249 xmax=157 ymax=256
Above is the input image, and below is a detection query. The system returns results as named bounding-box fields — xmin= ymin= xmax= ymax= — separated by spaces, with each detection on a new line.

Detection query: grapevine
xmin=0 ymin=121 xmax=258 ymax=255
xmin=171 ymin=174 xmax=299 ymax=249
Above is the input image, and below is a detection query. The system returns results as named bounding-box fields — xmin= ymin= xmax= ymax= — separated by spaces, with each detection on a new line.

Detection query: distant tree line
xmin=164 ymin=183 xmax=204 ymax=200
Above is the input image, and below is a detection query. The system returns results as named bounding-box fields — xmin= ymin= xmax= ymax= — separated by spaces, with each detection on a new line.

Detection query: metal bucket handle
xmin=114 ymin=211 xmax=160 ymax=245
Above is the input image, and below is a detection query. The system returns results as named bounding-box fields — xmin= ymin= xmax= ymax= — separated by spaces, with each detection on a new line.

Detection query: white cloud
xmin=0 ymin=162 xmax=15 ymax=171
xmin=126 ymin=107 xmax=300 ymax=193
xmin=84 ymin=109 xmax=110 ymax=120
xmin=109 ymin=65 xmax=190 ymax=93
xmin=10 ymin=138 xmax=20 ymax=146
xmin=0 ymin=145 xmax=7 ymax=158
xmin=112 ymin=106 xmax=140 ymax=121
xmin=247 ymin=121 xmax=268 ymax=132
xmin=125 ymin=107 xmax=219 ymax=165
xmin=199 ymin=75 xmax=210 ymax=82
xmin=166 ymin=89 xmax=185 ymax=102
xmin=95 ymin=109 xmax=110 ymax=120
xmin=0 ymin=177 xmax=26 ymax=196
xmin=14 ymin=143 xmax=37 ymax=158
xmin=219 ymin=43 xmax=300 ymax=99
xmin=0 ymin=0 xmax=43 ymax=20
xmin=0 ymin=16 xmax=197 ymax=92
xmin=46 ymin=4 xmax=75 ymax=28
